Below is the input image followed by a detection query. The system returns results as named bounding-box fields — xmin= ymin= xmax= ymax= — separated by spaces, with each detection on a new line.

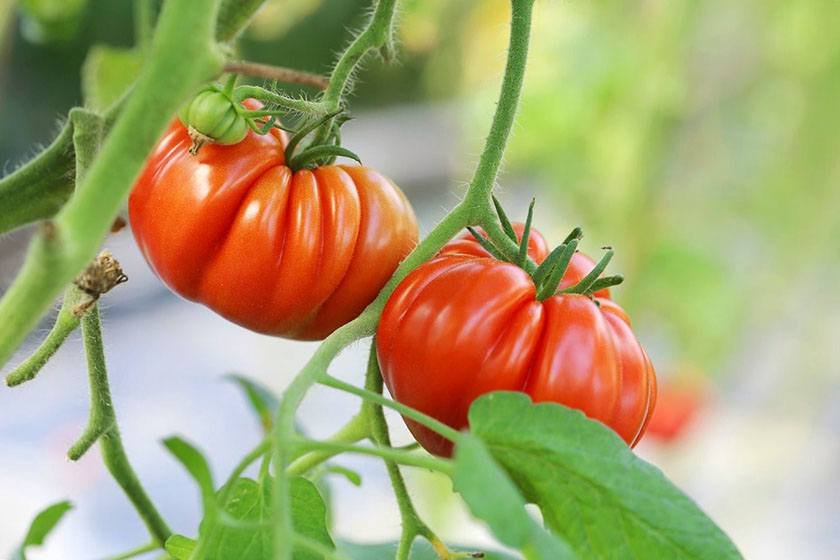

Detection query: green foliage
xmin=227 ymin=373 xmax=281 ymax=432
xmin=468 ymin=392 xmax=742 ymax=560
xmin=165 ymin=534 xmax=197 ymax=559
xmin=81 ymin=45 xmax=144 ymax=112
xmin=163 ymin=436 xmax=217 ymax=509
xmin=11 ymin=500 xmax=73 ymax=560
xmin=453 ymin=433 xmax=577 ymax=559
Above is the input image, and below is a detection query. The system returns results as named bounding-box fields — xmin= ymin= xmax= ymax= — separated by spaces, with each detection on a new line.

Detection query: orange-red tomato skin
xmin=130 ymin=110 xmax=418 ymax=340
xmin=377 ymin=227 xmax=656 ymax=456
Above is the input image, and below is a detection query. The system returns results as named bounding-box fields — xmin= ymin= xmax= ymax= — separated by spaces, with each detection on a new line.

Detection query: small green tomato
xmin=180 ymin=89 xmax=249 ymax=153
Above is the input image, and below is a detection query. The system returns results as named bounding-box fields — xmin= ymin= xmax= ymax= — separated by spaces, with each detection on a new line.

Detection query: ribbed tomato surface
xmin=377 ymin=226 xmax=656 ymax=456
xmin=130 ymin=106 xmax=418 ymax=340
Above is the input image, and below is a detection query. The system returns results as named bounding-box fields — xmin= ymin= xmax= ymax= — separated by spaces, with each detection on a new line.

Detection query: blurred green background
xmin=1 ymin=0 xmax=839 ymax=558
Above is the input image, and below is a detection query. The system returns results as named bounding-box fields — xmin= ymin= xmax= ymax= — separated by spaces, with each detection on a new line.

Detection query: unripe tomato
xmin=377 ymin=226 xmax=656 ymax=456
xmin=180 ymin=90 xmax=249 ymax=147
xmin=129 ymin=101 xmax=418 ymax=340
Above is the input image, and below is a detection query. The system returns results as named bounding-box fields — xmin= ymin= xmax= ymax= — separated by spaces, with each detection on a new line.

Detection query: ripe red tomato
xmin=129 ymin=102 xmax=418 ymax=340
xmin=645 ymin=380 xmax=706 ymax=442
xmin=377 ymin=226 xmax=656 ymax=456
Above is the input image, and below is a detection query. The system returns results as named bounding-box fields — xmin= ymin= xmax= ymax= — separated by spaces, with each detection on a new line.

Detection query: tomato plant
xmin=0 ymin=0 xmax=741 ymax=559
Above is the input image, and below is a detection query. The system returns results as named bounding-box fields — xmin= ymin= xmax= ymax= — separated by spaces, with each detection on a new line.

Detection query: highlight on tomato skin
xmin=377 ymin=224 xmax=656 ymax=457
xmin=128 ymin=104 xmax=419 ymax=341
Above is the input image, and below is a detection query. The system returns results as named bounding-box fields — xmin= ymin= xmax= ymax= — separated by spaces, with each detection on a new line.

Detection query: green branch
xmin=74 ymin=306 xmax=172 ymax=545
xmin=0 ymin=0 xmax=226 ymax=369
xmin=0 ymin=120 xmax=75 ymax=235
xmin=293 ymin=439 xmax=453 ymax=476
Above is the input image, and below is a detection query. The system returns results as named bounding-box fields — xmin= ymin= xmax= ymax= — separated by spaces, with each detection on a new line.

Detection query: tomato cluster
xmin=129 ymin=91 xmax=656 ymax=453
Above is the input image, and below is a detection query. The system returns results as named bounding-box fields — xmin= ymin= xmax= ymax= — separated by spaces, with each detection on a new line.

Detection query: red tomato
xmin=377 ymin=226 xmax=656 ymax=456
xmin=129 ymin=101 xmax=418 ymax=340
xmin=645 ymin=381 xmax=706 ymax=442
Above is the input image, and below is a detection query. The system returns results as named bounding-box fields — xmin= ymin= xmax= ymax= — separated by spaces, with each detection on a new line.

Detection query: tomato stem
xmin=224 ymin=60 xmax=329 ymax=89
xmin=73 ymin=305 xmax=173 ymax=545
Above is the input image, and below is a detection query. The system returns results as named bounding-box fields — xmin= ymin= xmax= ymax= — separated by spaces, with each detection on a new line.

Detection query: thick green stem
xmin=0 ymin=0 xmax=225 ymax=369
xmin=75 ymin=306 xmax=172 ymax=545
xmin=5 ymin=108 xmax=103 ymax=386
xmin=0 ymin=120 xmax=74 ymax=235
xmin=463 ymin=0 xmax=534 ymax=208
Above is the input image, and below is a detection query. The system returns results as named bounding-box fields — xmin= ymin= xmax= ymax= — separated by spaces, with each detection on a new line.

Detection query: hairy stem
xmin=311 ymin=0 xmax=399 ymax=146
xmin=224 ymin=60 xmax=329 ymax=89
xmin=75 ymin=306 xmax=172 ymax=545
xmin=4 ymin=288 xmax=81 ymax=386
xmin=0 ymin=120 xmax=74 ymax=235
xmin=0 ymin=0 xmax=225 ymax=369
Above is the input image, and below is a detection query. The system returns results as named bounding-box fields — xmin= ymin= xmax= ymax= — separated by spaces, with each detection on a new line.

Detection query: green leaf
xmin=468 ymin=392 xmax=743 ymax=560
xmin=337 ymin=540 xmax=518 ymax=559
xmin=81 ymin=45 xmax=144 ymax=111
xmin=163 ymin=436 xmax=216 ymax=510
xmin=11 ymin=500 xmax=73 ymax=560
xmin=453 ymin=434 xmax=576 ymax=559
xmin=288 ymin=476 xmax=336 ymax=560
xmin=199 ymin=476 xmax=334 ymax=560
xmin=165 ymin=534 xmax=197 ymax=560
xmin=226 ymin=373 xmax=280 ymax=432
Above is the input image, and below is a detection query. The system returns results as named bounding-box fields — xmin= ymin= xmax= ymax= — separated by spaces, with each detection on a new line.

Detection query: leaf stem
xmin=321 ymin=375 xmax=462 ymax=444
xmin=293 ymin=439 xmax=453 ymax=476
xmin=310 ymin=0 xmax=399 ymax=146
xmin=101 ymin=541 xmax=158 ymax=560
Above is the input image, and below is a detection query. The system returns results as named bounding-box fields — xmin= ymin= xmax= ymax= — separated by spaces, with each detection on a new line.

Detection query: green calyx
xmin=180 ymin=87 xmax=249 ymax=154
xmin=283 ymin=109 xmax=361 ymax=171
xmin=469 ymin=196 xmax=625 ymax=301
